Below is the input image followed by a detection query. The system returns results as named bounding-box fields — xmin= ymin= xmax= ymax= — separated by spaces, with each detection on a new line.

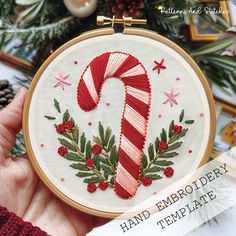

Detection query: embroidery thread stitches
xmin=45 ymin=99 xmax=194 ymax=198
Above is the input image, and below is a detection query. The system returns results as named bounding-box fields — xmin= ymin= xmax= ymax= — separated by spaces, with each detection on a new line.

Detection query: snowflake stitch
xmin=54 ymin=73 xmax=71 ymax=90
xmin=163 ymin=87 xmax=180 ymax=107
xmin=152 ymin=58 xmax=166 ymax=74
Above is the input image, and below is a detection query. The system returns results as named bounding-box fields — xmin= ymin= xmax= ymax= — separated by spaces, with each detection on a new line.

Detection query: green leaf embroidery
xmin=107 ymin=135 xmax=115 ymax=152
xmin=148 ymin=143 xmax=155 ymax=161
xmin=154 ymin=160 xmax=174 ymax=166
xmin=54 ymin=98 xmax=61 ymax=113
xmin=185 ymin=120 xmax=194 ymax=124
xmin=76 ymin=172 xmax=95 ymax=177
xmin=179 ymin=109 xmax=184 ymax=122
xmin=99 ymin=121 xmax=105 ymax=146
xmin=63 ymin=109 xmax=70 ymax=122
xmin=160 ymin=128 xmax=167 ymax=142
xmin=141 ymin=154 xmax=148 ymax=169
xmin=147 ymin=166 xmax=162 ymax=173
xmin=110 ymin=146 xmax=118 ymax=166
xmin=80 ymin=133 xmax=86 ymax=153
xmin=85 ymin=140 xmax=92 ymax=159
xmin=72 ymin=125 xmax=79 ymax=144
xmin=70 ymin=163 xmax=89 ymax=171
xmin=93 ymin=156 xmax=101 ymax=171
xmin=58 ymin=138 xmax=76 ymax=152
xmin=155 ymin=137 xmax=160 ymax=153
xmin=158 ymin=152 xmax=179 ymax=158
xmin=168 ymin=120 xmax=174 ymax=139
xmin=104 ymin=127 xmax=112 ymax=147
xmin=110 ymin=177 xmax=114 ymax=184
xmin=64 ymin=152 xmax=81 ymax=161
xmin=83 ymin=177 xmax=101 ymax=183
xmin=44 ymin=115 xmax=56 ymax=120
xmin=93 ymin=136 xmax=102 ymax=146
xmin=101 ymin=165 xmax=113 ymax=175
xmin=147 ymin=174 xmax=162 ymax=180
xmin=166 ymin=142 xmax=182 ymax=152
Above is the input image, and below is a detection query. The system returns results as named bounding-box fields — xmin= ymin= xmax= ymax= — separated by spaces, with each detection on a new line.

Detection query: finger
xmin=92 ymin=217 xmax=111 ymax=228
xmin=0 ymin=87 xmax=27 ymax=160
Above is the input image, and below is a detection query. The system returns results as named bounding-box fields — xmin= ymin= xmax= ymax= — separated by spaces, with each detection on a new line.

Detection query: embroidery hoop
xmin=22 ymin=25 xmax=216 ymax=218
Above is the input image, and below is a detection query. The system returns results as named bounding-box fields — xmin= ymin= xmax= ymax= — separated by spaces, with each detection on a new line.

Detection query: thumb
xmin=0 ymin=87 xmax=27 ymax=156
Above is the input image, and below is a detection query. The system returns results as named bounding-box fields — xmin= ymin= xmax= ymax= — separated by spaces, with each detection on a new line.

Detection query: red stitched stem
xmin=77 ymin=52 xmax=151 ymax=199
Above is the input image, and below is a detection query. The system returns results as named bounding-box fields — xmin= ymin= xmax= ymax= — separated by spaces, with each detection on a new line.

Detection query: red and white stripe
xmin=77 ymin=52 xmax=151 ymax=199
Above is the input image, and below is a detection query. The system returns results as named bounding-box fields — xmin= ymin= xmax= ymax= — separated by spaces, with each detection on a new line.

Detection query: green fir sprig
xmin=46 ymin=99 xmax=195 ymax=192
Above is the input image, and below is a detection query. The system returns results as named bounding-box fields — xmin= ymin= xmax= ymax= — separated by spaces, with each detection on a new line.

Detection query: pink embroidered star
xmin=152 ymin=58 xmax=166 ymax=74
xmin=163 ymin=88 xmax=180 ymax=107
xmin=54 ymin=74 xmax=71 ymax=90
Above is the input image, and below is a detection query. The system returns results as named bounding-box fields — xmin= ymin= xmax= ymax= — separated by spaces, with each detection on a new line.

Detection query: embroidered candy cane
xmin=77 ymin=52 xmax=151 ymax=199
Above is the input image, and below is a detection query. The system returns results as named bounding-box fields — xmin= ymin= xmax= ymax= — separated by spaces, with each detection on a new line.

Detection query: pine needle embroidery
xmin=45 ymin=100 xmax=194 ymax=198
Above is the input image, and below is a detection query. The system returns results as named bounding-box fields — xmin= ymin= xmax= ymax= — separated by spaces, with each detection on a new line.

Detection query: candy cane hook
xmin=77 ymin=52 xmax=151 ymax=199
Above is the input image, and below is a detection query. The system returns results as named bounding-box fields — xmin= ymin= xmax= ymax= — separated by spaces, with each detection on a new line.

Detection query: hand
xmin=0 ymin=88 xmax=107 ymax=236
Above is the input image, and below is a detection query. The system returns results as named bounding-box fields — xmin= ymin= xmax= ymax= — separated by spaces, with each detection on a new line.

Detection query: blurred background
xmin=0 ymin=0 xmax=235 ymax=163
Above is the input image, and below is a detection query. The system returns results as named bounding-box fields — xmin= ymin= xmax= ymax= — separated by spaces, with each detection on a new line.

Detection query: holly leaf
xmin=44 ymin=115 xmax=56 ymax=120
xmin=70 ymin=163 xmax=89 ymax=171
xmin=107 ymin=135 xmax=115 ymax=152
xmin=58 ymin=138 xmax=76 ymax=152
xmin=76 ymin=172 xmax=96 ymax=177
xmin=63 ymin=109 xmax=70 ymax=122
xmin=148 ymin=143 xmax=155 ymax=161
xmin=158 ymin=152 xmax=179 ymax=158
xmin=83 ymin=177 xmax=101 ymax=183
xmin=141 ymin=154 xmax=148 ymax=169
xmin=99 ymin=121 xmax=105 ymax=146
xmin=179 ymin=109 xmax=185 ymax=122
xmin=160 ymin=128 xmax=167 ymax=142
xmin=54 ymin=98 xmax=61 ymax=113
xmin=80 ymin=133 xmax=86 ymax=153
xmin=85 ymin=140 xmax=92 ymax=159
xmin=168 ymin=120 xmax=174 ymax=139
xmin=104 ymin=127 xmax=112 ymax=147
xmin=147 ymin=174 xmax=162 ymax=180
xmin=72 ymin=125 xmax=79 ymax=144
xmin=147 ymin=166 xmax=162 ymax=173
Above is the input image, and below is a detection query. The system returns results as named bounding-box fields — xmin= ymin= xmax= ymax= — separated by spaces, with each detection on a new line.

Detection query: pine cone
xmin=0 ymin=80 xmax=14 ymax=110
xmin=110 ymin=0 xmax=144 ymax=18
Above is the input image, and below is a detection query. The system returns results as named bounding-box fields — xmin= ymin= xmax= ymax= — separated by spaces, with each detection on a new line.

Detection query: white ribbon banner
xmin=87 ymin=148 xmax=236 ymax=236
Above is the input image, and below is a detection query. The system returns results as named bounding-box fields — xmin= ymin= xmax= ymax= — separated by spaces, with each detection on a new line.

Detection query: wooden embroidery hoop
xmin=22 ymin=17 xmax=216 ymax=218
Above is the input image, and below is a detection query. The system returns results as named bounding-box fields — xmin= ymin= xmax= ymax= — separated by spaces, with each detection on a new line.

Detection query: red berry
xmin=158 ymin=141 xmax=168 ymax=152
xmin=99 ymin=182 xmax=109 ymax=190
xmin=56 ymin=124 xmax=65 ymax=134
xmin=85 ymin=159 xmax=94 ymax=168
xmin=173 ymin=125 xmax=182 ymax=134
xmin=87 ymin=183 xmax=97 ymax=193
xmin=92 ymin=144 xmax=102 ymax=155
xmin=64 ymin=120 xmax=74 ymax=130
xmin=58 ymin=146 xmax=68 ymax=156
xmin=164 ymin=166 xmax=174 ymax=177
xmin=141 ymin=176 xmax=152 ymax=186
